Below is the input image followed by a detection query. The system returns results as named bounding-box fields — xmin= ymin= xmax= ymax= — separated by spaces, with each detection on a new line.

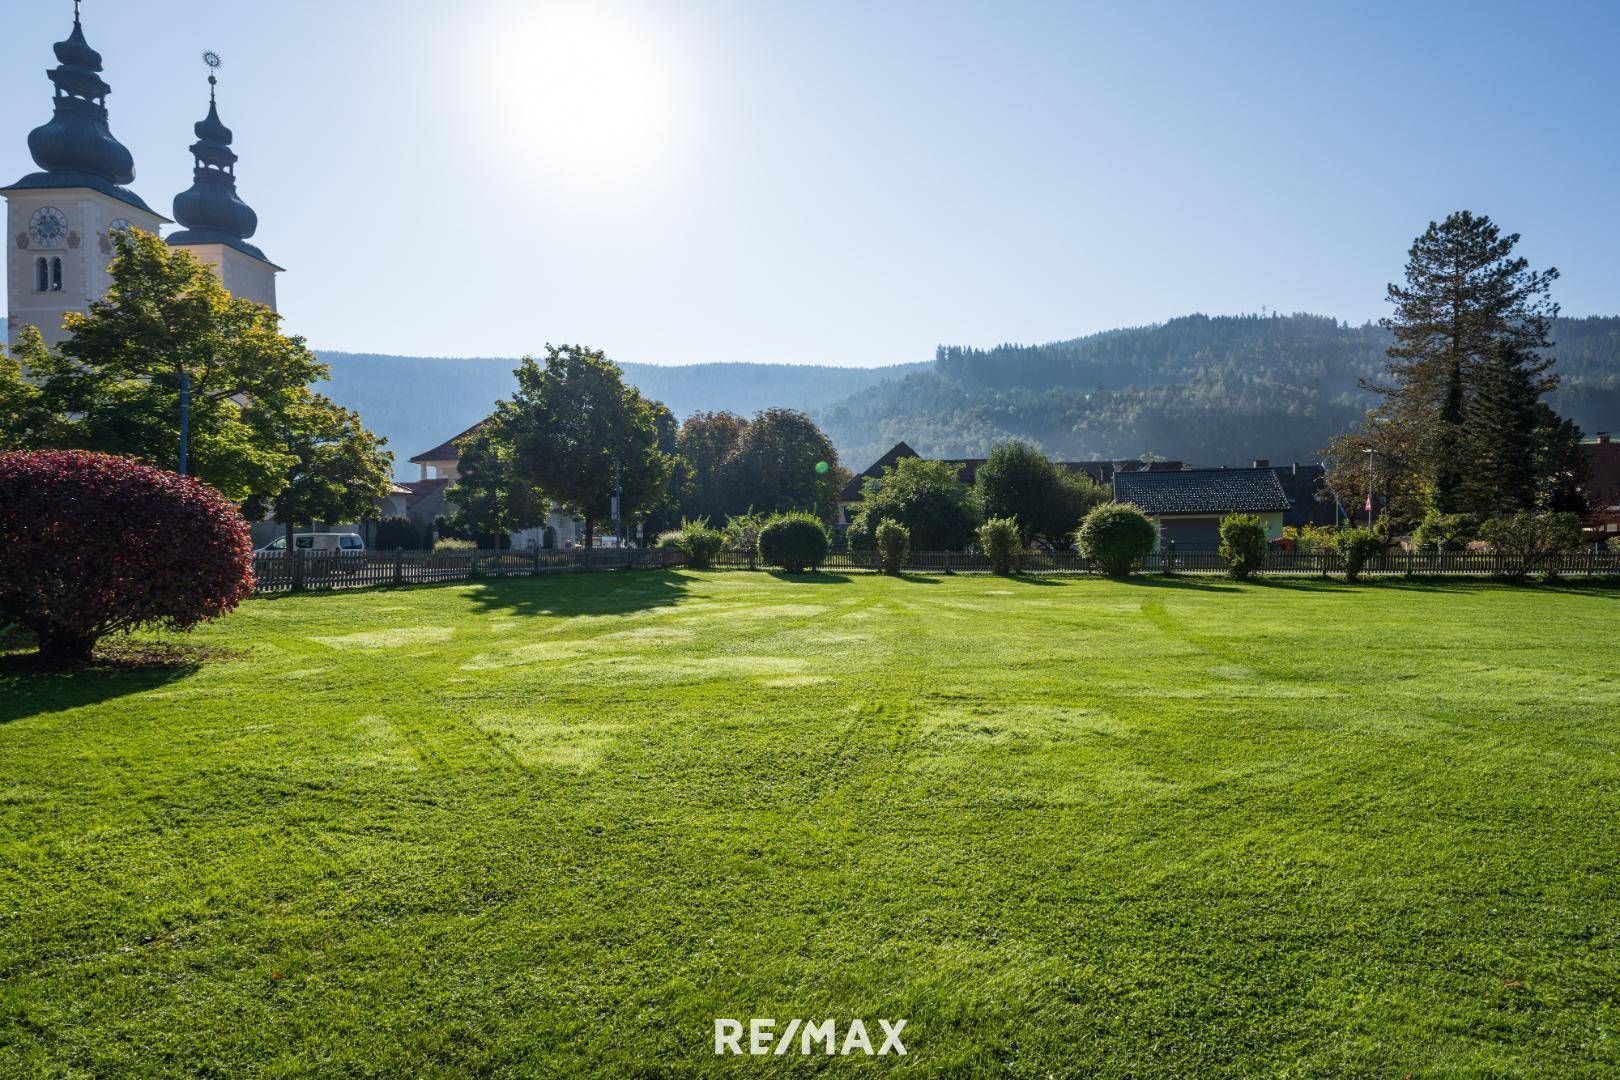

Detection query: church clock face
xmin=107 ymin=218 xmax=133 ymax=235
xmin=29 ymin=207 xmax=69 ymax=248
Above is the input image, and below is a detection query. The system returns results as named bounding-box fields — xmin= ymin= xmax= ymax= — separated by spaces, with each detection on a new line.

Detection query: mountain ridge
xmin=316 ymin=312 xmax=1620 ymax=477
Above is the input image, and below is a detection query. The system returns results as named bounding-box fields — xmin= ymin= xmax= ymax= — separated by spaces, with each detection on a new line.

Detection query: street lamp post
xmin=178 ymin=368 xmax=191 ymax=476
xmin=1363 ymin=447 xmax=1377 ymax=530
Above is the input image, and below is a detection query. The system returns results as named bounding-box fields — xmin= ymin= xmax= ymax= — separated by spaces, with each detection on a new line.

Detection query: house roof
xmin=1114 ymin=467 xmax=1290 ymax=515
xmin=840 ymin=441 xmax=919 ymax=501
xmin=410 ymin=421 xmax=488 ymax=464
xmin=840 ymin=441 xmax=1187 ymax=502
xmin=1270 ymin=464 xmax=1336 ymax=527
xmin=400 ymin=477 xmax=451 ymax=507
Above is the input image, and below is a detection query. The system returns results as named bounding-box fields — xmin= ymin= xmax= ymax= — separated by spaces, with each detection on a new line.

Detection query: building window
xmin=50 ymin=257 xmax=63 ymax=292
xmin=35 ymin=257 xmax=49 ymax=292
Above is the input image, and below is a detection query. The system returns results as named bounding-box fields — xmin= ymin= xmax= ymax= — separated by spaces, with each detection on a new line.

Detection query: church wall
xmin=176 ymin=242 xmax=278 ymax=310
xmin=5 ymin=188 xmax=163 ymax=346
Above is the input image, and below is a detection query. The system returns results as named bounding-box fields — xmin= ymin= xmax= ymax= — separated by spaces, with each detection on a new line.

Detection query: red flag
xmin=1365 ymin=495 xmax=1373 ymax=512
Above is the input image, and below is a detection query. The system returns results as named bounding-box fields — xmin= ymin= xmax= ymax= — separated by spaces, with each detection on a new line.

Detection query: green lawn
xmin=2 ymin=571 xmax=1617 ymax=1076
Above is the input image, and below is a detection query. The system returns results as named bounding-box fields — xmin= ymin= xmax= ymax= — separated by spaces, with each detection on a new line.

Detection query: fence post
xmin=291 ymin=547 xmax=304 ymax=592
xmin=393 ymin=547 xmax=404 ymax=586
xmin=1164 ymin=540 xmax=1176 ymax=575
xmin=533 ymin=546 xmax=542 ymax=576
xmin=1405 ymin=547 xmax=1414 ymax=578
xmin=943 ymin=551 xmax=953 ymax=575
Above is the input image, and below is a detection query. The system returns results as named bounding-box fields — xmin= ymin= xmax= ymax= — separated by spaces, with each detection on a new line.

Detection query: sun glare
xmin=478 ymin=6 xmax=684 ymax=185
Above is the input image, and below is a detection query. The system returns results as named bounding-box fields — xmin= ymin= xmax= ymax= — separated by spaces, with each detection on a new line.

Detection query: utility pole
xmin=613 ymin=456 xmax=623 ymax=549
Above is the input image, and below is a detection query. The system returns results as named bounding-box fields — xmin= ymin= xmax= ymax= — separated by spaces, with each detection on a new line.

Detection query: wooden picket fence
xmin=250 ymin=547 xmax=684 ymax=595
xmin=252 ymin=544 xmax=1620 ymax=595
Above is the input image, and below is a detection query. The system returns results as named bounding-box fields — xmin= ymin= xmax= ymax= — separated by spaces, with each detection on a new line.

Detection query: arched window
xmin=50 ymin=258 xmax=63 ymax=292
xmin=35 ymin=257 xmax=49 ymax=292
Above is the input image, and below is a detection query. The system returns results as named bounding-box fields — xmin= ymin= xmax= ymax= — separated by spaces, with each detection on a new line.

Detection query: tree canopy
xmin=972 ymin=441 xmax=1109 ymax=548
xmin=4 ymin=230 xmax=337 ymax=502
xmin=502 ymin=344 xmax=674 ymax=547
xmin=1327 ymin=211 xmax=1584 ymax=530
xmin=848 ymin=457 xmax=977 ymax=551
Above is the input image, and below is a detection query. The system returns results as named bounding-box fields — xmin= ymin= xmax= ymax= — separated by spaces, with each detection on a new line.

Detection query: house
xmin=1254 ymin=459 xmax=1344 ymax=529
xmin=247 ymin=483 xmax=417 ymax=548
xmin=1582 ymin=432 xmax=1619 ymax=539
xmin=407 ymin=424 xmax=583 ymax=548
xmin=837 ymin=441 xmax=1187 ymax=526
xmin=1113 ymin=467 xmax=1291 ymax=547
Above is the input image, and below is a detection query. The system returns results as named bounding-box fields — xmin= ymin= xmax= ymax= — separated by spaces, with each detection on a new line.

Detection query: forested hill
xmin=317 ymin=353 xmax=925 ymax=472
xmin=316 ymin=313 xmax=1620 ymax=477
xmin=819 ymin=314 xmax=1620 ymax=469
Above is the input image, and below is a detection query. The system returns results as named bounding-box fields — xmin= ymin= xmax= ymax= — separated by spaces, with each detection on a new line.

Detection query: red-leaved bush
xmin=0 ymin=450 xmax=254 ymax=660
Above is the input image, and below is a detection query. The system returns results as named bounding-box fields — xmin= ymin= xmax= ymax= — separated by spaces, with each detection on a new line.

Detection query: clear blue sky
xmin=4 ymin=1 xmax=1617 ymax=366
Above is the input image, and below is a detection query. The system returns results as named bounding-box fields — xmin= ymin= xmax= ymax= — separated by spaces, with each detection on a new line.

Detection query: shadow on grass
xmin=764 ymin=570 xmax=856 ymax=584
xmin=0 ymin=644 xmax=211 ymax=726
xmin=1118 ymin=575 xmax=1244 ymax=593
xmin=459 ymin=568 xmax=697 ymax=620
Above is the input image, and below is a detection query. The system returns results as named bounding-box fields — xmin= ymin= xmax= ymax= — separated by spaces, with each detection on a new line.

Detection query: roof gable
xmin=410 ymin=420 xmax=489 ymax=464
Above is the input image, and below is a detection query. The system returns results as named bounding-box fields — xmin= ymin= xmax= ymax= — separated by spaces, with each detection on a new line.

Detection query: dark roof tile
xmin=1114 ymin=467 xmax=1290 ymax=515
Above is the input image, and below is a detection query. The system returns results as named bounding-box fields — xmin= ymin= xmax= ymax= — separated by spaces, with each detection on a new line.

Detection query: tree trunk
xmin=37 ymin=628 xmax=96 ymax=663
xmin=583 ymin=511 xmax=595 ymax=552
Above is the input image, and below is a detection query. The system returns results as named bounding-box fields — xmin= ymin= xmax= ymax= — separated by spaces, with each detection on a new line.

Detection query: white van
xmin=255 ymin=533 xmax=366 ymax=556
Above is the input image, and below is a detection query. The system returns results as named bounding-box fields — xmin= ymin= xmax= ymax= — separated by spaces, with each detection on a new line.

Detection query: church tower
xmin=3 ymin=4 xmax=168 ymax=346
xmin=166 ymin=58 xmax=281 ymax=311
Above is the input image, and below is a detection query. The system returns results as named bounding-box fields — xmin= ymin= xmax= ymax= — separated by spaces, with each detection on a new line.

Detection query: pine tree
xmin=1375 ymin=211 xmax=1559 ymax=512
xmin=1460 ymin=342 xmax=1541 ymax=513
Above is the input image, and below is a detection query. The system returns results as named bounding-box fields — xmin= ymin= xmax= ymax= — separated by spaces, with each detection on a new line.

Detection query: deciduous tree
xmin=445 ymin=422 xmax=547 ymax=548
xmin=848 ymin=457 xmax=977 ymax=551
xmin=7 ymin=230 xmax=330 ymax=501
xmin=502 ymin=344 xmax=674 ymax=549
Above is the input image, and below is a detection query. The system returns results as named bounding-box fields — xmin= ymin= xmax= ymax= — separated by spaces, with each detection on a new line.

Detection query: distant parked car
xmin=255 ymin=533 xmax=366 ymax=556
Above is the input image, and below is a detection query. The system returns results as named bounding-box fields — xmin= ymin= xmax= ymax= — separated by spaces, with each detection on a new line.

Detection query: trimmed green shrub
xmin=431 ymin=537 xmax=478 ymax=553
xmin=1333 ymin=528 xmax=1382 ymax=583
xmin=1076 ymin=503 xmax=1155 ymax=578
xmin=978 ymin=516 xmax=1020 ymax=576
xmin=1218 ymin=514 xmax=1268 ymax=580
xmin=874 ymin=518 xmax=910 ymax=575
xmin=757 ymin=512 xmax=830 ymax=573
xmin=1480 ymin=511 xmax=1586 ymax=582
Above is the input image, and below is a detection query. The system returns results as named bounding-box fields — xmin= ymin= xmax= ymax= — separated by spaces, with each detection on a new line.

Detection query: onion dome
xmin=4 ymin=6 xmax=156 ymax=214
xmin=168 ymin=68 xmax=273 ymax=264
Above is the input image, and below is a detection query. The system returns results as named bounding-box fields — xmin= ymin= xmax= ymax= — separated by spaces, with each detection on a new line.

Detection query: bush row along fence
xmin=709 ymin=547 xmax=1620 ymax=577
xmin=252 ymin=544 xmax=1620 ymax=595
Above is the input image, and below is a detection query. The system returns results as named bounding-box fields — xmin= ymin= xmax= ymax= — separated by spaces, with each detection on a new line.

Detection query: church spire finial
xmin=170 ymin=49 xmax=265 ymax=257
xmin=202 ymin=50 xmax=222 ymax=103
